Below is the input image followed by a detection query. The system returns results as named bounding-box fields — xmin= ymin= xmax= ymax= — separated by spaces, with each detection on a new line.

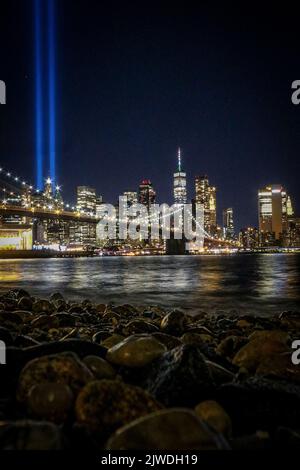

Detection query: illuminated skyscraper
xmin=173 ymin=148 xmax=187 ymax=205
xmin=195 ymin=175 xmax=217 ymax=235
xmin=77 ymin=186 xmax=97 ymax=215
xmin=223 ymin=207 xmax=234 ymax=239
xmin=138 ymin=180 xmax=156 ymax=209
xmin=258 ymin=185 xmax=288 ymax=242
xmin=123 ymin=191 xmax=138 ymax=206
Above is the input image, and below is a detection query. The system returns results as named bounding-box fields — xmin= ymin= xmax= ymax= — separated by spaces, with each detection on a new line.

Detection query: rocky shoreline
xmin=0 ymin=288 xmax=299 ymax=450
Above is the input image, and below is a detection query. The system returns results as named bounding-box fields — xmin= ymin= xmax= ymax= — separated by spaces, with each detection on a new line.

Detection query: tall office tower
xmin=287 ymin=195 xmax=294 ymax=217
xmin=54 ymin=185 xmax=63 ymax=209
xmin=258 ymin=185 xmax=288 ymax=243
xmin=173 ymin=147 xmax=187 ymax=205
xmin=77 ymin=186 xmax=97 ymax=215
xmin=223 ymin=207 xmax=234 ymax=239
xmin=123 ymin=191 xmax=138 ymax=206
xmin=138 ymin=179 xmax=156 ymax=209
xmin=195 ymin=175 xmax=217 ymax=235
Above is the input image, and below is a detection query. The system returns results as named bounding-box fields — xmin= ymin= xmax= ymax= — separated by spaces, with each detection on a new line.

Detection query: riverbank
xmin=0 ymin=288 xmax=299 ymax=449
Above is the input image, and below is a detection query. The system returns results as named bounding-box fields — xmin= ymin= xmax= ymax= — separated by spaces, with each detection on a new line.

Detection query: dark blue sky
xmin=0 ymin=1 xmax=300 ymax=229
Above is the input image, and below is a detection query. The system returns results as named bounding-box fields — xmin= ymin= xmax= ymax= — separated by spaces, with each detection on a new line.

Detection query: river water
xmin=0 ymin=254 xmax=299 ymax=315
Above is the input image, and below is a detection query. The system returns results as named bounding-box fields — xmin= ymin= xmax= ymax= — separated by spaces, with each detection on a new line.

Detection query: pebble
xmin=195 ymin=400 xmax=232 ymax=437
xmin=107 ymin=408 xmax=229 ymax=450
xmin=27 ymin=382 xmax=74 ymax=423
xmin=83 ymin=355 xmax=117 ymax=379
xmin=106 ymin=335 xmax=167 ymax=368
xmin=75 ymin=379 xmax=162 ymax=438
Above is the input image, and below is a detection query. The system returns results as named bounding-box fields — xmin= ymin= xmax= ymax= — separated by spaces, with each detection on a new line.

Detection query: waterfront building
xmin=173 ymin=147 xmax=187 ymax=205
xmin=258 ymin=185 xmax=288 ymax=244
xmin=195 ymin=175 xmax=217 ymax=236
xmin=77 ymin=186 xmax=97 ymax=215
xmin=138 ymin=179 xmax=156 ymax=209
xmin=239 ymin=227 xmax=259 ymax=250
xmin=223 ymin=207 xmax=234 ymax=239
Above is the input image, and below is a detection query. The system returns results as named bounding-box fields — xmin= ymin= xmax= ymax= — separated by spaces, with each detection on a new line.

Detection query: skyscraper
xmin=173 ymin=147 xmax=187 ymax=205
xmin=138 ymin=179 xmax=156 ymax=209
xmin=223 ymin=207 xmax=234 ymax=239
xmin=123 ymin=191 xmax=138 ymax=206
xmin=77 ymin=186 xmax=97 ymax=215
xmin=195 ymin=175 xmax=217 ymax=235
xmin=258 ymin=185 xmax=288 ymax=243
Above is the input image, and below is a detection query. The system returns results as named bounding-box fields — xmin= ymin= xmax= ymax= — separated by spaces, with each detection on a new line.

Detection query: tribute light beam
xmin=48 ymin=0 xmax=56 ymax=186
xmin=34 ymin=0 xmax=43 ymax=190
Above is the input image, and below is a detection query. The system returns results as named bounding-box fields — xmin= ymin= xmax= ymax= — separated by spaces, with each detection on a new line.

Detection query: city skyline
xmin=0 ymin=1 xmax=299 ymax=231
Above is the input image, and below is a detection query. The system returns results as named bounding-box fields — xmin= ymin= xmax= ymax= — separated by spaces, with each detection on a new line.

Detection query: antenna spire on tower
xmin=178 ymin=147 xmax=181 ymax=172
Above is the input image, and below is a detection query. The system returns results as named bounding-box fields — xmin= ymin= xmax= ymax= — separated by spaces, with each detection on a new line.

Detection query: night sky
xmin=0 ymin=1 xmax=300 ymax=230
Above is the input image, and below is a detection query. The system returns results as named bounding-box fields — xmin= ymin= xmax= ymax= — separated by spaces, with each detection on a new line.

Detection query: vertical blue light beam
xmin=48 ymin=0 xmax=56 ymax=185
xmin=34 ymin=0 xmax=43 ymax=189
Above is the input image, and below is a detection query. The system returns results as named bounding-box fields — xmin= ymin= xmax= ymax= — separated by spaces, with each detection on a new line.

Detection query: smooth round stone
xmin=216 ymin=335 xmax=247 ymax=359
xmin=0 ymin=311 xmax=23 ymax=327
xmin=27 ymin=383 xmax=74 ymax=423
xmin=31 ymin=315 xmax=60 ymax=329
xmin=83 ymin=356 xmax=116 ymax=380
xmin=248 ymin=330 xmax=290 ymax=344
xmin=75 ymin=379 xmax=162 ymax=438
xmin=122 ymin=320 xmax=159 ymax=336
xmin=49 ymin=292 xmax=65 ymax=303
xmin=106 ymin=408 xmax=229 ymax=450
xmin=106 ymin=335 xmax=167 ymax=368
xmin=101 ymin=334 xmax=125 ymax=349
xmin=32 ymin=299 xmax=54 ymax=314
xmin=92 ymin=330 xmax=111 ymax=344
xmin=51 ymin=312 xmax=76 ymax=327
xmin=160 ymin=310 xmax=188 ymax=336
xmin=17 ymin=353 xmax=94 ymax=403
xmin=195 ymin=400 xmax=232 ymax=437
xmin=232 ymin=338 xmax=288 ymax=372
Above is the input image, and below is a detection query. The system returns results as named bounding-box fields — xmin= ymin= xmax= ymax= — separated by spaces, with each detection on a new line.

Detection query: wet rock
xmin=83 ymin=356 xmax=116 ymax=380
xmin=31 ymin=314 xmax=59 ymax=329
xmin=122 ymin=320 xmax=159 ymax=336
xmin=32 ymin=299 xmax=54 ymax=314
xmin=232 ymin=338 xmax=288 ymax=372
xmin=248 ymin=330 xmax=290 ymax=344
xmin=0 ymin=420 xmax=64 ymax=450
xmin=181 ymin=332 xmax=214 ymax=346
xmin=279 ymin=311 xmax=300 ymax=329
xmin=160 ymin=310 xmax=188 ymax=336
xmin=101 ymin=334 xmax=125 ymax=349
xmin=68 ymin=304 xmax=84 ymax=314
xmin=195 ymin=400 xmax=232 ymax=437
xmin=17 ymin=297 xmax=33 ymax=311
xmin=216 ymin=335 xmax=247 ymax=360
xmin=107 ymin=408 xmax=228 ymax=450
xmin=146 ymin=344 xmax=214 ymax=407
xmin=216 ymin=377 xmax=300 ymax=434
xmin=51 ymin=312 xmax=76 ymax=327
xmin=50 ymin=292 xmax=65 ymax=303
xmin=17 ymin=353 xmax=94 ymax=403
xmin=256 ymin=352 xmax=300 ymax=383
xmin=75 ymin=379 xmax=162 ymax=438
xmin=22 ymin=339 xmax=107 ymax=361
xmin=92 ymin=330 xmax=111 ymax=344
xmin=27 ymin=383 xmax=74 ymax=423
xmin=106 ymin=335 xmax=167 ymax=368
xmin=151 ymin=332 xmax=182 ymax=350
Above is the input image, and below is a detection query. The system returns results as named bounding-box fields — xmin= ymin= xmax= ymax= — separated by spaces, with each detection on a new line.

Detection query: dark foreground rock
xmin=0 ymin=288 xmax=299 ymax=450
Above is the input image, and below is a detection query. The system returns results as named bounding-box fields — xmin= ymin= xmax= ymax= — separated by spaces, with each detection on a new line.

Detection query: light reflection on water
xmin=0 ymin=254 xmax=299 ymax=315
